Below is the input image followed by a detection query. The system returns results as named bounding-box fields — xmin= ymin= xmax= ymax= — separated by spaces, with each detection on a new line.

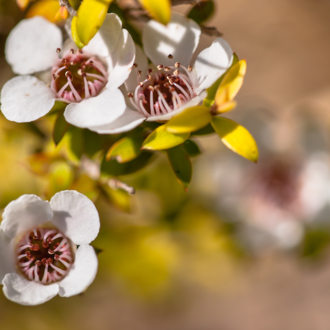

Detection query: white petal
xmin=275 ymin=222 xmax=304 ymax=250
xmin=299 ymin=154 xmax=330 ymax=218
xmin=106 ymin=29 xmax=135 ymax=89
xmin=83 ymin=13 xmax=122 ymax=57
xmin=124 ymin=44 xmax=148 ymax=92
xmin=5 ymin=17 xmax=62 ymax=75
xmin=194 ymin=37 xmax=233 ymax=93
xmin=146 ymin=91 xmax=206 ymax=122
xmin=2 ymin=273 xmax=59 ymax=306
xmin=64 ymin=88 xmax=126 ymax=128
xmin=58 ymin=244 xmax=98 ymax=297
xmin=89 ymin=106 xmax=145 ymax=134
xmin=50 ymin=190 xmax=100 ymax=245
xmin=0 ymin=228 xmax=15 ymax=283
xmin=142 ymin=12 xmax=201 ymax=67
xmin=1 ymin=195 xmax=53 ymax=239
xmin=1 ymin=75 xmax=56 ymax=123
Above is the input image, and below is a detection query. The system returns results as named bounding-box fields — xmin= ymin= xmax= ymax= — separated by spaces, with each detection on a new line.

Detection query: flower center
xmin=128 ymin=56 xmax=196 ymax=117
xmin=16 ymin=227 xmax=74 ymax=284
xmin=51 ymin=48 xmax=108 ymax=103
xmin=249 ymin=158 xmax=301 ymax=208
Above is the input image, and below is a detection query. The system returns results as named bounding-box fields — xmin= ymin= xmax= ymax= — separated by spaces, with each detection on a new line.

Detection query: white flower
xmin=0 ymin=190 xmax=100 ymax=306
xmin=90 ymin=12 xmax=233 ymax=134
xmin=0 ymin=14 xmax=135 ymax=131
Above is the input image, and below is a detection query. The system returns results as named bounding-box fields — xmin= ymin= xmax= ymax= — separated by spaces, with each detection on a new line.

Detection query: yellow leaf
xmin=139 ymin=0 xmax=171 ymax=25
xmin=213 ymin=100 xmax=237 ymax=114
xmin=165 ymin=106 xmax=212 ymax=134
xmin=203 ymin=53 xmax=239 ymax=108
xmin=106 ymin=137 xmax=144 ymax=163
xmin=26 ymin=0 xmax=60 ymax=23
xmin=215 ymin=59 xmax=247 ymax=106
xmin=211 ymin=116 xmax=258 ymax=163
xmin=76 ymin=0 xmax=113 ymax=46
xmin=71 ymin=16 xmax=86 ymax=49
xmin=142 ymin=125 xmax=190 ymax=151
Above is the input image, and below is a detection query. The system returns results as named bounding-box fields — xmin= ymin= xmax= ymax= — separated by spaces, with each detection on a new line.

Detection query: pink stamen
xmin=84 ymin=76 xmax=90 ymax=99
xmin=51 ymin=52 xmax=108 ymax=103
xmin=131 ymin=62 xmax=196 ymax=118
xmin=16 ymin=227 xmax=74 ymax=284
xmin=67 ymin=78 xmax=82 ymax=101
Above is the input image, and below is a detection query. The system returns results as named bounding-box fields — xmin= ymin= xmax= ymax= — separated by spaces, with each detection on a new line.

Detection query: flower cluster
xmin=0 ymin=1 xmax=260 ymax=307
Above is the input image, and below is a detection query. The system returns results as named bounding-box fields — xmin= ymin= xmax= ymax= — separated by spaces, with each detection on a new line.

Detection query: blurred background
xmin=2 ymin=0 xmax=330 ymax=329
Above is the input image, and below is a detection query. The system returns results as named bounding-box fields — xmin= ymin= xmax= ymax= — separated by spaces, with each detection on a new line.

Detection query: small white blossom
xmin=0 ymin=190 xmax=100 ymax=306
xmin=195 ymin=109 xmax=330 ymax=252
xmin=1 ymin=14 xmax=135 ymax=131
xmin=90 ymin=13 xmax=234 ymax=134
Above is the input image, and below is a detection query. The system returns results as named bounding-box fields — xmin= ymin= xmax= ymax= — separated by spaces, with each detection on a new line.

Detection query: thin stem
xmin=171 ymin=0 xmax=200 ymax=6
xmin=59 ymin=0 xmax=77 ymax=16
xmin=109 ymin=179 xmax=136 ymax=195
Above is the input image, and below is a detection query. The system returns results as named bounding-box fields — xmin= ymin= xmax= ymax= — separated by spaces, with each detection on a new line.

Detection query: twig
xmin=59 ymin=0 xmax=77 ymax=16
xmin=201 ymin=26 xmax=223 ymax=37
xmin=171 ymin=0 xmax=201 ymax=6
xmin=109 ymin=179 xmax=136 ymax=195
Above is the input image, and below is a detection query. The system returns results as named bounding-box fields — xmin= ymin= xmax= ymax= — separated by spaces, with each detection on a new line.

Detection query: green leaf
xmin=83 ymin=129 xmax=115 ymax=158
xmin=91 ymin=245 xmax=104 ymax=255
xmin=108 ymin=2 xmax=142 ymax=46
xmin=68 ymin=126 xmax=84 ymax=159
xmin=101 ymin=152 xmax=154 ymax=176
xmin=187 ymin=0 xmax=215 ymax=25
xmin=165 ymin=106 xmax=212 ymax=134
xmin=183 ymin=140 xmax=201 ymax=157
xmin=138 ymin=0 xmax=171 ymax=25
xmin=300 ymin=229 xmax=330 ymax=260
xmin=211 ymin=116 xmax=258 ymax=163
xmin=191 ymin=123 xmax=215 ymax=136
xmin=167 ymin=145 xmax=192 ymax=190
xmin=141 ymin=121 xmax=163 ymax=130
xmin=48 ymin=100 xmax=67 ymax=115
xmin=68 ymin=0 xmax=81 ymax=10
xmin=53 ymin=110 xmax=70 ymax=146
xmin=106 ymin=137 xmax=144 ymax=163
xmin=76 ymin=0 xmax=113 ymax=46
xmin=203 ymin=53 xmax=239 ymax=108
xmin=142 ymin=125 xmax=190 ymax=151
xmin=215 ymin=59 xmax=246 ymax=106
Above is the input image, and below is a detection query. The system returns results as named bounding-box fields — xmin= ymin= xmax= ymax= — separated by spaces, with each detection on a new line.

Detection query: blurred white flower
xmin=196 ymin=108 xmax=330 ymax=252
xmin=0 ymin=190 xmax=100 ymax=306
xmin=1 ymin=14 xmax=135 ymax=132
xmin=91 ymin=13 xmax=233 ymax=134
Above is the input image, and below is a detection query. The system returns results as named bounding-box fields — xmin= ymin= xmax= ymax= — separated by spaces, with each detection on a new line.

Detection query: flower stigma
xmin=16 ymin=227 xmax=74 ymax=284
xmin=51 ymin=48 xmax=108 ymax=102
xmin=128 ymin=54 xmax=196 ymax=117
